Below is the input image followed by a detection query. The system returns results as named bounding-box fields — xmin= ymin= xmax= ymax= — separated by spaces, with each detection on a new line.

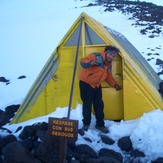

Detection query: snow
xmin=3 ymin=104 xmax=163 ymax=161
xmin=130 ymin=109 xmax=163 ymax=160
xmin=1 ymin=0 xmax=163 ymax=162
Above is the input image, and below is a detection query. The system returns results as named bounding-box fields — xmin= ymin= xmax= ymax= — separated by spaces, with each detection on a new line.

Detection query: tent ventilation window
xmin=85 ymin=23 xmax=105 ymax=45
xmin=64 ymin=23 xmax=105 ymax=46
xmin=64 ymin=26 xmax=82 ymax=46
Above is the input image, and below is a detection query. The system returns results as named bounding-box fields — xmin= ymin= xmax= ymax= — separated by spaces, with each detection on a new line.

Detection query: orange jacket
xmin=78 ymin=50 xmax=117 ymax=88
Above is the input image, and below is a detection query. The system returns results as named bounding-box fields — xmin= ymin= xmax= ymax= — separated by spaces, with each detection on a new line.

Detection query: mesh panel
xmin=64 ymin=25 xmax=81 ymax=46
xmin=85 ymin=23 xmax=105 ymax=45
xmin=64 ymin=22 xmax=105 ymax=46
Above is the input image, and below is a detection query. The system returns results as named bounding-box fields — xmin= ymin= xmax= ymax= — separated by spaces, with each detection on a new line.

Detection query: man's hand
xmin=91 ymin=58 xmax=98 ymax=65
xmin=114 ymin=84 xmax=122 ymax=91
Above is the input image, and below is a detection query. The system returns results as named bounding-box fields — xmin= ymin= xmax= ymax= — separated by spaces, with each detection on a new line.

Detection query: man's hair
xmin=104 ymin=46 xmax=119 ymax=54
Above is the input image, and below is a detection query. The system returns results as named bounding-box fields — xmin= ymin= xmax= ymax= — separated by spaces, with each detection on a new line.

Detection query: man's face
xmin=106 ymin=51 xmax=117 ymax=63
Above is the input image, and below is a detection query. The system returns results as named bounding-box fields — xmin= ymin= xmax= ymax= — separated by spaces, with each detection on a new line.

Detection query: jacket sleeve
xmin=105 ymin=70 xmax=117 ymax=87
xmin=80 ymin=54 xmax=96 ymax=68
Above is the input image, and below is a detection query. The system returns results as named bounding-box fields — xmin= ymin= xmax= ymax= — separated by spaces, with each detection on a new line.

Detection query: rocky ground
xmin=0 ymin=105 xmax=163 ymax=163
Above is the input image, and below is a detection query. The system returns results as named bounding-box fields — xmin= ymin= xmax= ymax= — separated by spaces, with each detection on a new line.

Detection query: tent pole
xmin=67 ymin=17 xmax=83 ymax=119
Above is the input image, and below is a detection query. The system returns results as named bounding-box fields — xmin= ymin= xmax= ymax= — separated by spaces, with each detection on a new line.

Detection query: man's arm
xmin=80 ymin=54 xmax=98 ymax=68
xmin=105 ymin=71 xmax=122 ymax=91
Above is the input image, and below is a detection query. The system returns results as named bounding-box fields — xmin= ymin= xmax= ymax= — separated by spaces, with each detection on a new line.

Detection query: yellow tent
xmin=11 ymin=12 xmax=163 ymax=124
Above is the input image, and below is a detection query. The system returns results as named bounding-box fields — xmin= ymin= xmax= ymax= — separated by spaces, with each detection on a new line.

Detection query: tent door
xmin=85 ymin=46 xmax=123 ymax=120
xmin=101 ymin=54 xmax=123 ymax=120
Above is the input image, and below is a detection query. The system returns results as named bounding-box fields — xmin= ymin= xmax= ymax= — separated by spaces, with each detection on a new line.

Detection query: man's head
xmin=104 ymin=46 xmax=119 ymax=63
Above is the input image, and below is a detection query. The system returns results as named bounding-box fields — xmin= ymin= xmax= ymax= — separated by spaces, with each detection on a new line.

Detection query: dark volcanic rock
xmin=98 ymin=148 xmax=123 ymax=162
xmin=129 ymin=149 xmax=145 ymax=158
xmin=34 ymin=136 xmax=60 ymax=163
xmin=76 ymin=144 xmax=97 ymax=158
xmin=118 ymin=136 xmax=132 ymax=152
xmin=0 ymin=77 xmax=9 ymax=83
xmin=2 ymin=141 xmax=40 ymax=163
xmin=0 ymin=105 xmax=20 ymax=127
xmin=100 ymin=134 xmax=115 ymax=145
xmin=18 ymin=75 xmax=26 ymax=79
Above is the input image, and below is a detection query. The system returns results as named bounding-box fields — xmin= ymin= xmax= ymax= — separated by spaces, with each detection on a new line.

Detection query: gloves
xmin=114 ymin=84 xmax=122 ymax=91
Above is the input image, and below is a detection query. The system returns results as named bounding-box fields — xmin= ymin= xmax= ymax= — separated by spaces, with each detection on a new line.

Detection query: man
xmin=78 ymin=46 xmax=122 ymax=133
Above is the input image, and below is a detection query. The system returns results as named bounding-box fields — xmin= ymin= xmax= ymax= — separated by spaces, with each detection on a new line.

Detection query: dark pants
xmin=79 ymin=80 xmax=104 ymax=127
